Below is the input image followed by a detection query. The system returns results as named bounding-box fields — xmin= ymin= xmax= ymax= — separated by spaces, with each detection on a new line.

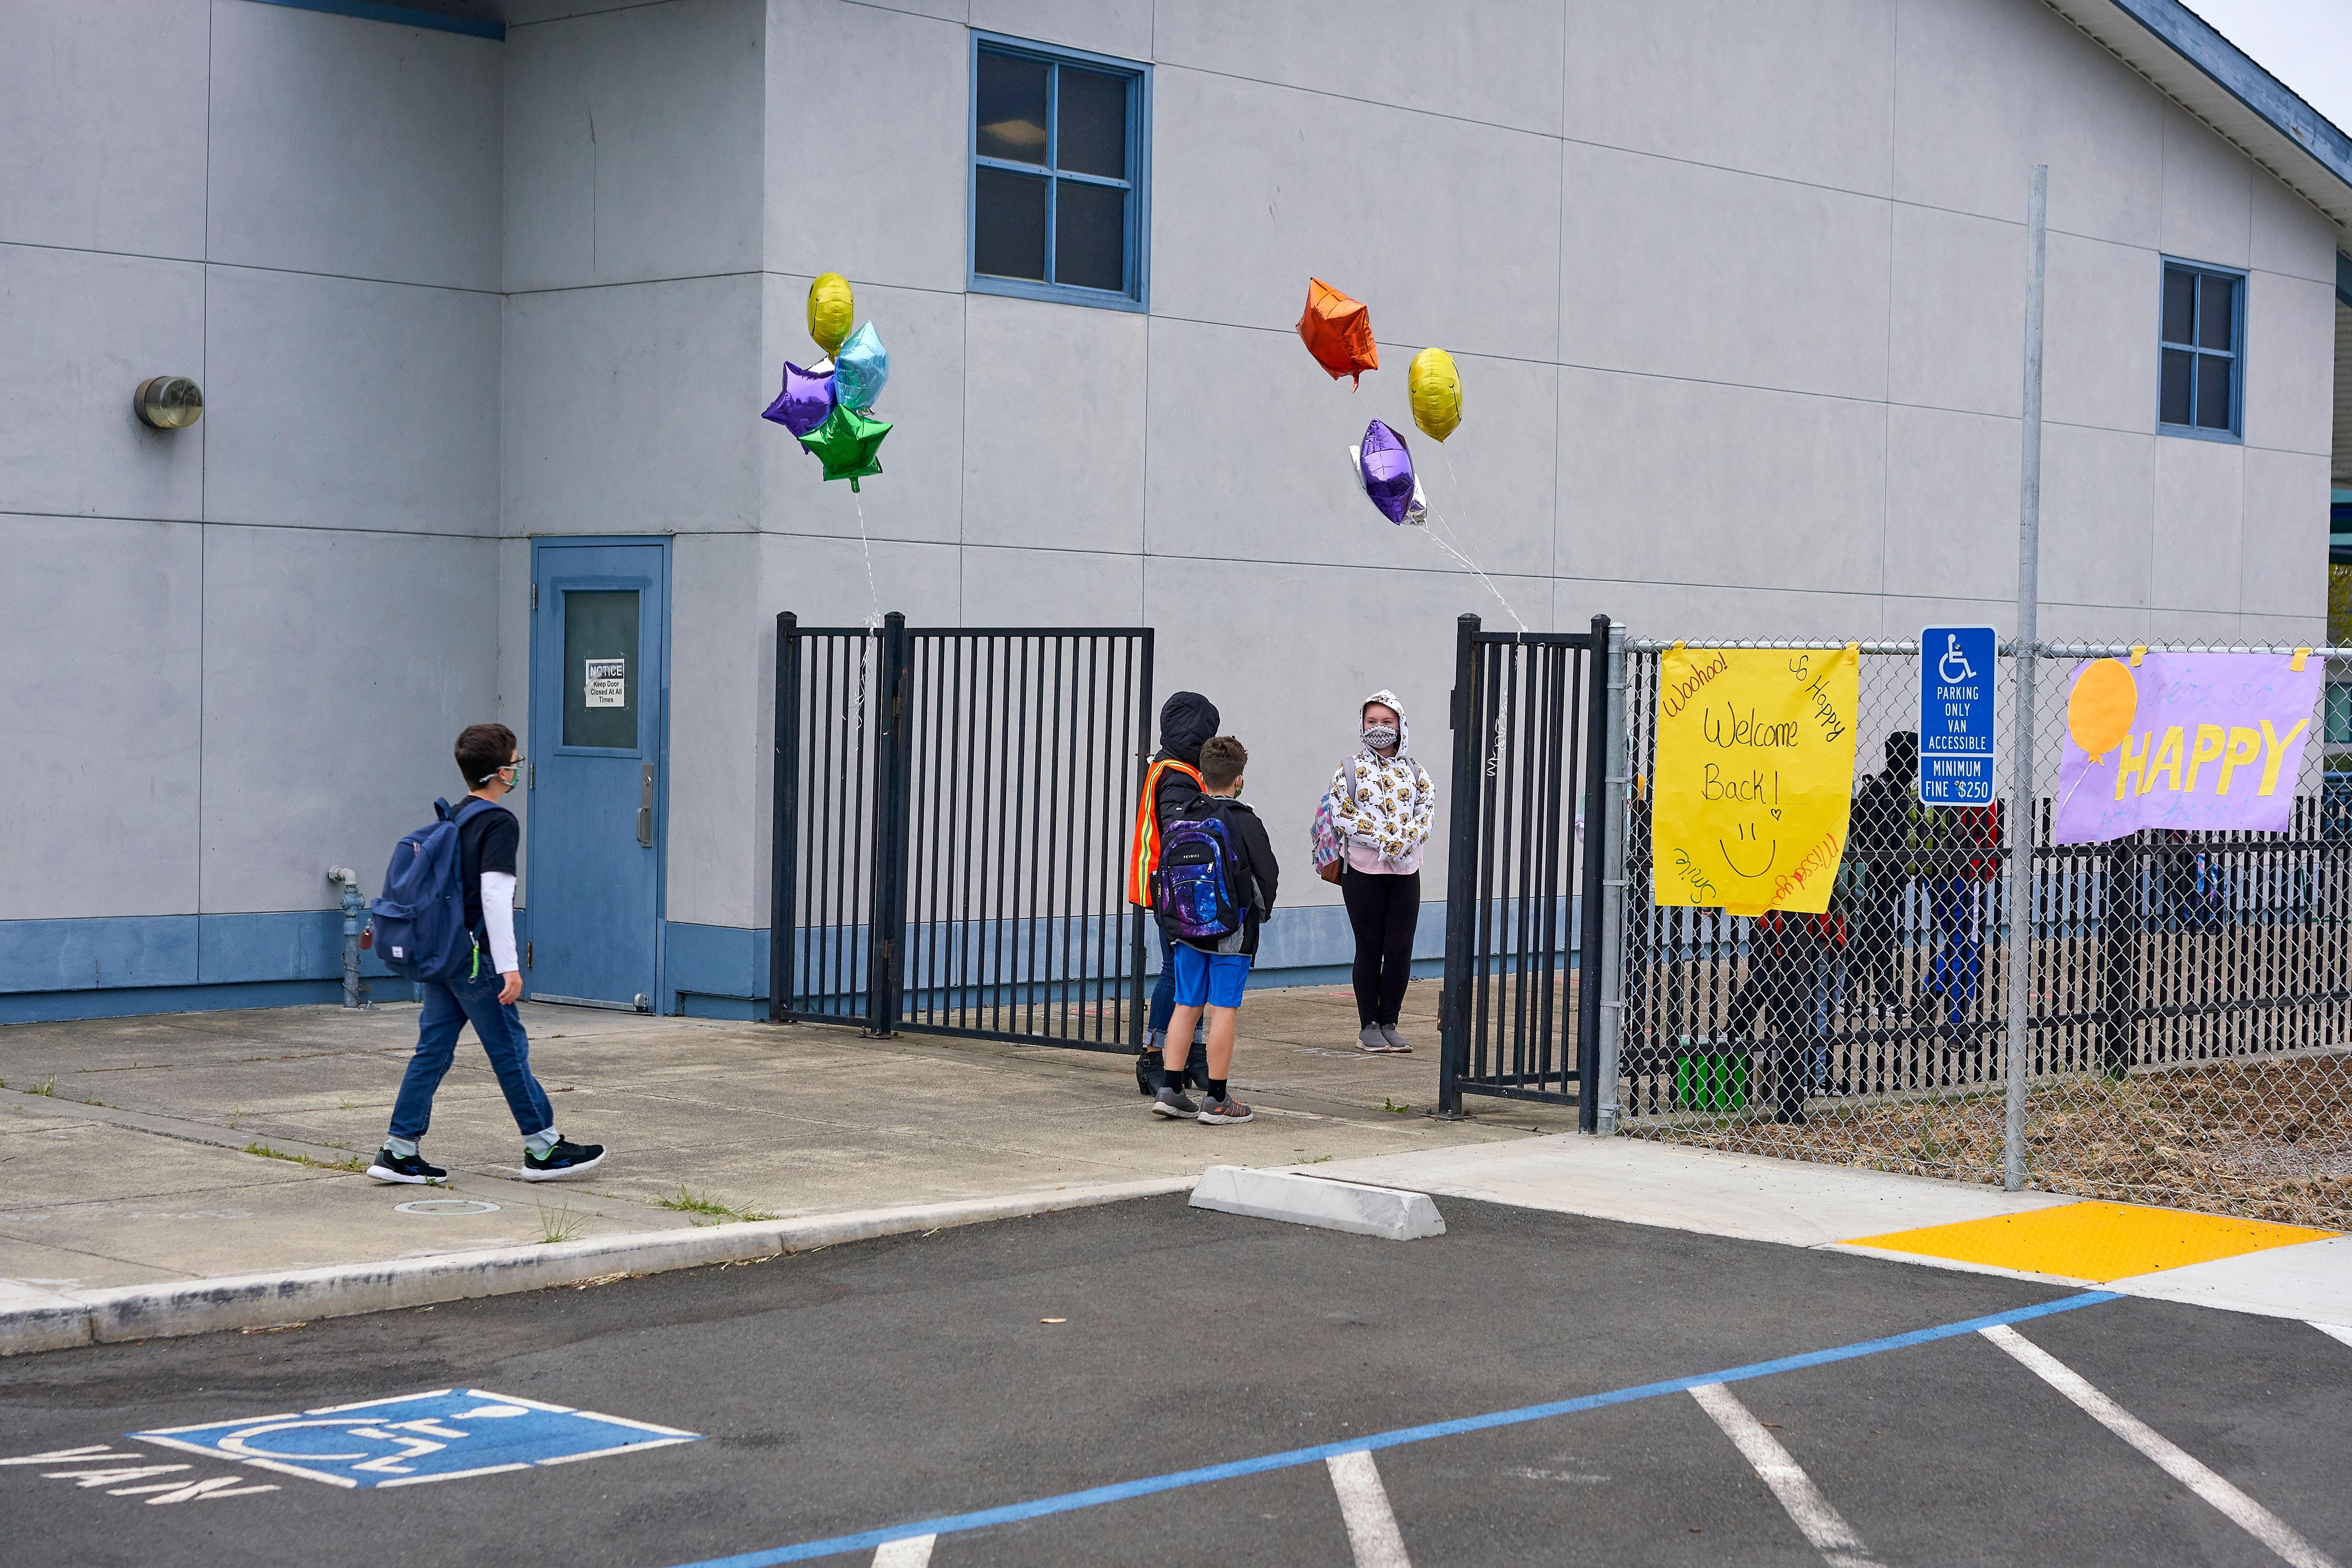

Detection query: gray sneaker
xmin=1356 ymin=1025 xmax=1395 ymax=1054
xmin=1197 ymin=1096 xmax=1254 ymax=1125
xmin=1152 ymin=1087 xmax=1200 ymax=1119
xmin=1378 ymin=1024 xmax=1415 ymax=1054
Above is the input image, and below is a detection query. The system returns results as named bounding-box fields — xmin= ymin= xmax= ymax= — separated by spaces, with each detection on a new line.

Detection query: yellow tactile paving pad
xmin=1844 ymin=1201 xmax=2338 ymax=1283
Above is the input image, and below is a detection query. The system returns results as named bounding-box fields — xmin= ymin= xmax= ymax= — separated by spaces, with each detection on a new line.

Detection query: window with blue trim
xmin=970 ymin=37 xmax=1148 ymax=310
xmin=2158 ymin=260 xmax=2243 ymax=438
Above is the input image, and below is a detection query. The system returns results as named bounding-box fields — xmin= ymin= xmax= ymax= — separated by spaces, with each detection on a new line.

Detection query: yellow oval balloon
xmin=1408 ymin=347 xmax=1461 ymax=443
xmin=2067 ymin=657 xmax=2139 ymax=762
xmin=808 ymin=273 xmax=855 ymax=357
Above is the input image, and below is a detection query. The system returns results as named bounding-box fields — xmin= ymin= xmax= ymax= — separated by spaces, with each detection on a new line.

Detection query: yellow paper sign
xmin=1651 ymin=646 xmax=1860 ymax=915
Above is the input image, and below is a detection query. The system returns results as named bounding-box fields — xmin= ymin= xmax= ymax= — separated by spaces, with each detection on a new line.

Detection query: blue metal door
xmin=528 ymin=539 xmax=668 ymax=1011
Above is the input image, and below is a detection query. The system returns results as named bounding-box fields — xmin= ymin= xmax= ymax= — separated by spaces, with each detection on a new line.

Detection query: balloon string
xmin=852 ymin=491 xmax=883 ymax=631
xmin=1421 ymin=450 xmax=1526 ymax=632
xmin=1421 ymin=511 xmax=1527 ymax=633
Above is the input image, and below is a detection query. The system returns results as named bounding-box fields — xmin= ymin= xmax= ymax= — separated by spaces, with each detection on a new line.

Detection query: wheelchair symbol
xmin=1938 ymin=634 xmax=1977 ymax=685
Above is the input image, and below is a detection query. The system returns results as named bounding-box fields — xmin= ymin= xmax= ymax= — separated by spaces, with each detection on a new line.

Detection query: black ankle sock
xmin=1206 ymin=1078 xmax=1227 ymax=1102
xmin=1158 ymin=1063 xmax=1183 ymax=1093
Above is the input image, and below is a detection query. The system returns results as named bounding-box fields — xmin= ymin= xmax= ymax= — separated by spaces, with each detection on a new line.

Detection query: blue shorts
xmin=1170 ymin=943 xmax=1252 ymax=1009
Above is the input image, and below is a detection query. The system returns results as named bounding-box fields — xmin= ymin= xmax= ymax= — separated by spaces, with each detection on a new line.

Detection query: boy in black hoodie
xmin=1154 ymin=736 xmax=1278 ymax=1125
xmin=1132 ymin=690 xmax=1219 ymax=1094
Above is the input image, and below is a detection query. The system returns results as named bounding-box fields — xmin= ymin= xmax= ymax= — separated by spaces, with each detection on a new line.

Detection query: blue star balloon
xmin=833 ymin=322 xmax=889 ymax=411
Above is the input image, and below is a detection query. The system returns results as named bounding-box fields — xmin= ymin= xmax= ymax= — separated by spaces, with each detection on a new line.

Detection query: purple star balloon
xmin=1358 ymin=419 xmax=1417 ymax=524
xmin=761 ymin=360 xmax=836 ymax=442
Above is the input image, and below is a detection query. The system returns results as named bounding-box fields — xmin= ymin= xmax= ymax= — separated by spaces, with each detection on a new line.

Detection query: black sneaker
xmin=520 ymin=1138 xmax=606 ymax=1181
xmin=1151 ymin=1087 xmax=1200 ymax=1119
xmin=367 ymin=1149 xmax=448 ymax=1185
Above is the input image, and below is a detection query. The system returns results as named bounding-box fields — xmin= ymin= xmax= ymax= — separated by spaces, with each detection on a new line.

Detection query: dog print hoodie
xmin=1329 ymin=688 xmax=1436 ymax=875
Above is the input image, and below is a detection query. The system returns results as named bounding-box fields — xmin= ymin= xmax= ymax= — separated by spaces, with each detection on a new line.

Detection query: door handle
xmin=637 ymin=763 xmax=655 ymax=848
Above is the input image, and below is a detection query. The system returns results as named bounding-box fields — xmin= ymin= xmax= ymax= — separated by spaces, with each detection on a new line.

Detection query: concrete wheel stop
xmin=1189 ymin=1165 xmax=1446 ymax=1240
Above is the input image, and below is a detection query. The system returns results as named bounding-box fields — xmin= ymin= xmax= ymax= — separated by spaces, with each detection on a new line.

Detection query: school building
xmin=6 ymin=0 xmax=2350 ymax=1023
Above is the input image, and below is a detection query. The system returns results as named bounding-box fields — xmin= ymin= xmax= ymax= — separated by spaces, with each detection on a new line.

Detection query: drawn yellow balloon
xmin=808 ymin=273 xmax=855 ymax=357
xmin=1408 ymin=347 xmax=1461 ymax=443
xmin=2067 ymin=657 xmax=2138 ymax=762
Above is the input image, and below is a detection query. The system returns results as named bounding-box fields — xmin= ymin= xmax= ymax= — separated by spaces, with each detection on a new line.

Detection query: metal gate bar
xmin=769 ymin=612 xmax=1152 ymax=1052
xmin=1439 ymin=613 xmax=1612 ymax=1121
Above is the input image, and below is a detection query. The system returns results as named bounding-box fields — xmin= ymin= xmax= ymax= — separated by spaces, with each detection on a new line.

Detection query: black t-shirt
xmin=456 ymin=799 xmax=519 ymax=941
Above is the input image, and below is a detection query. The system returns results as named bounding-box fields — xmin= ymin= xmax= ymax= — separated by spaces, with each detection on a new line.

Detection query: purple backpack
xmin=1155 ymin=802 xmax=1247 ymax=942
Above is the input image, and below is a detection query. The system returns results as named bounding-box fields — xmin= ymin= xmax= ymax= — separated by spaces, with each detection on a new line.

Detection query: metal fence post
xmin=1595 ymin=625 xmax=1630 ymax=1134
xmin=866 ymin=612 xmax=911 ymax=1037
xmin=1131 ymin=629 xmax=1155 ymax=1051
xmin=2004 ymin=165 xmax=2048 ymax=1191
xmin=1439 ymin=613 xmax=1482 ymax=1116
xmin=769 ymin=612 xmax=801 ymax=1023
xmin=1576 ymin=615 xmax=1612 ymax=1131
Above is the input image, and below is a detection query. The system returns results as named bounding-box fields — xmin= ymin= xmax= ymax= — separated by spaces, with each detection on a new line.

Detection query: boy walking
xmin=367 ymin=723 xmax=607 ymax=1184
xmin=1151 ymin=736 xmax=1278 ymax=1125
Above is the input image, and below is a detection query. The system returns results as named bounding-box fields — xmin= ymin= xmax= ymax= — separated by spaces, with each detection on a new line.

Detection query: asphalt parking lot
xmin=4 ymin=1194 xmax=2345 ymax=1567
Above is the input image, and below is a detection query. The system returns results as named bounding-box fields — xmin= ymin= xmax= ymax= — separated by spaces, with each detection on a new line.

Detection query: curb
xmin=0 ymin=1174 xmax=1195 ymax=1357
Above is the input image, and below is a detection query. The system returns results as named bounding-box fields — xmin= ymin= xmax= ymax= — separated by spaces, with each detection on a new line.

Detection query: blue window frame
xmin=968 ymin=33 xmax=1149 ymax=312
xmin=2158 ymin=259 xmax=2244 ymax=441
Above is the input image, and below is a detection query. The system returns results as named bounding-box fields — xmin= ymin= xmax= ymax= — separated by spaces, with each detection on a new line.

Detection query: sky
xmin=2181 ymin=0 xmax=2352 ymax=136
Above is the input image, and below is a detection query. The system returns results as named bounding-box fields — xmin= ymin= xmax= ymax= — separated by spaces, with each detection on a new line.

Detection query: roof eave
xmin=2040 ymin=0 xmax=2352 ymax=244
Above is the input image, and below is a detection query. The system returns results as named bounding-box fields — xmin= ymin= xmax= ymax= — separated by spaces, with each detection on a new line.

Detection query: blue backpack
xmin=368 ymin=797 xmax=492 ymax=983
xmin=1155 ymin=800 xmax=1249 ymax=943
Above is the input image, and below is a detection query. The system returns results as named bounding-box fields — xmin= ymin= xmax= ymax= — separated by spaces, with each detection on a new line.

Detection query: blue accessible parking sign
xmin=132 ymin=1388 xmax=699 ymax=1490
xmin=1918 ymin=626 xmax=1997 ymax=806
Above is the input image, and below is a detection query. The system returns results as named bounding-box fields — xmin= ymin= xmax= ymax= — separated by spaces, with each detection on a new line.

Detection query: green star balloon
xmin=797 ymin=403 xmax=891 ymax=491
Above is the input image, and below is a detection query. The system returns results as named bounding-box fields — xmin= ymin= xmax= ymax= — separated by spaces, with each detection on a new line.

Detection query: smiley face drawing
xmin=1718 ymin=819 xmax=1778 ymax=879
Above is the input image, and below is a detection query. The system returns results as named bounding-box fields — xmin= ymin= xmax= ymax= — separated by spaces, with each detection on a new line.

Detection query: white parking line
xmin=870 ymin=1534 xmax=934 ymax=1567
xmin=2312 ymin=1322 xmax=2352 ymax=1351
xmin=1981 ymin=1324 xmax=2341 ymax=1568
xmin=1327 ymin=1449 xmax=1413 ymax=1568
xmin=1688 ymin=1383 xmax=1883 ymax=1568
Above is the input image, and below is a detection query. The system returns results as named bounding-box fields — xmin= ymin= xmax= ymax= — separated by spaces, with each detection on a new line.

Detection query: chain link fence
xmin=1600 ymin=637 xmax=2352 ymax=1230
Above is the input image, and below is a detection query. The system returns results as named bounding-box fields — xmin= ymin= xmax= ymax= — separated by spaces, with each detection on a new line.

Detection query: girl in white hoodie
xmin=1327 ymin=689 xmax=1436 ymax=1052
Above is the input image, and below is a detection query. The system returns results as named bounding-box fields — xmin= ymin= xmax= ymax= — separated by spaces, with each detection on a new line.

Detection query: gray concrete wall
xmin=696 ymin=0 xmax=2343 ymax=970
xmin=5 ymin=0 xmax=2341 ymax=1017
xmin=0 ymin=0 xmax=503 ymax=1012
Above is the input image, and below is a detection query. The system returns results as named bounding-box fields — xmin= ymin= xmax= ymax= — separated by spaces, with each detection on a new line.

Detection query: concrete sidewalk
xmin=0 ymin=981 xmax=1563 ymax=1312
xmin=1307 ymin=1135 xmax=2352 ymax=1327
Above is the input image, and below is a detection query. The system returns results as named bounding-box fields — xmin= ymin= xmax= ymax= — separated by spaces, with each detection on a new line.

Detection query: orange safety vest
xmin=1127 ymin=759 xmax=1205 ymax=906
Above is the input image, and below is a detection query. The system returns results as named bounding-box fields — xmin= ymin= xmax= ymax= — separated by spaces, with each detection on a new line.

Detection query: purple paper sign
xmin=2052 ymin=651 xmax=2322 ymax=845
xmin=760 ymin=361 xmax=835 ymax=440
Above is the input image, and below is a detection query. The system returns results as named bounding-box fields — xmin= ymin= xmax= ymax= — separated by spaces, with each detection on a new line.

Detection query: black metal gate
xmin=1438 ymin=613 xmax=1612 ymax=1124
xmin=768 ymin=612 xmax=1153 ymax=1050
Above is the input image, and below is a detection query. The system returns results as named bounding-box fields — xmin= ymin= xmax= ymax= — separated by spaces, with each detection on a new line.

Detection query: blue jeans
xmin=1147 ymin=924 xmax=1177 ymax=1037
xmin=389 ymin=962 xmax=555 ymax=1142
xmin=1928 ymin=877 xmax=1984 ymax=1026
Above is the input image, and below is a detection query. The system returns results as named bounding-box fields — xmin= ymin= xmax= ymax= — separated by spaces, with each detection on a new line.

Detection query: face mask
xmin=1363 ymin=724 xmax=1399 ymax=751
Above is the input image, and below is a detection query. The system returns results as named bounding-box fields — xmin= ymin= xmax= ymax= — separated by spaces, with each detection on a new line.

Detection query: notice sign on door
xmin=1918 ymin=626 xmax=1997 ymax=806
xmin=584 ymin=659 xmax=626 ymax=708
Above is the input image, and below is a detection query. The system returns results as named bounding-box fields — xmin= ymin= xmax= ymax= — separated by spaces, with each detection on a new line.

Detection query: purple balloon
xmin=1359 ymin=419 xmax=1416 ymax=524
xmin=761 ymin=360 xmax=835 ymax=441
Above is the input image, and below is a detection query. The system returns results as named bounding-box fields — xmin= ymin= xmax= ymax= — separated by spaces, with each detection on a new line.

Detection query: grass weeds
xmin=657 ymin=1186 xmax=780 ymax=1226
xmin=242 ymin=1142 xmax=367 ymax=1172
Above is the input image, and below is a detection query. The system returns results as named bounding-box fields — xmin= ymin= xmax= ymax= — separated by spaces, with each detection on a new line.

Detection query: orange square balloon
xmin=1297 ymin=278 xmax=1378 ymax=385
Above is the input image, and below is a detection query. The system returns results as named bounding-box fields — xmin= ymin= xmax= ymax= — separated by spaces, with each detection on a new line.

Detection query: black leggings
xmin=1341 ymin=867 xmax=1421 ymax=1027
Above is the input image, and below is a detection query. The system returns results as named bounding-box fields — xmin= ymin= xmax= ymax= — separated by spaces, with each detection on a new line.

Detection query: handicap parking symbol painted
xmin=132 ymin=1388 xmax=700 ymax=1489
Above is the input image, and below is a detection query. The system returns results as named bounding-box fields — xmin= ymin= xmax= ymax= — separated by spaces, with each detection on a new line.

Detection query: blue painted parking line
xmin=668 ymin=1290 xmax=2122 ymax=1566
xmin=131 ymin=1388 xmax=700 ymax=1489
